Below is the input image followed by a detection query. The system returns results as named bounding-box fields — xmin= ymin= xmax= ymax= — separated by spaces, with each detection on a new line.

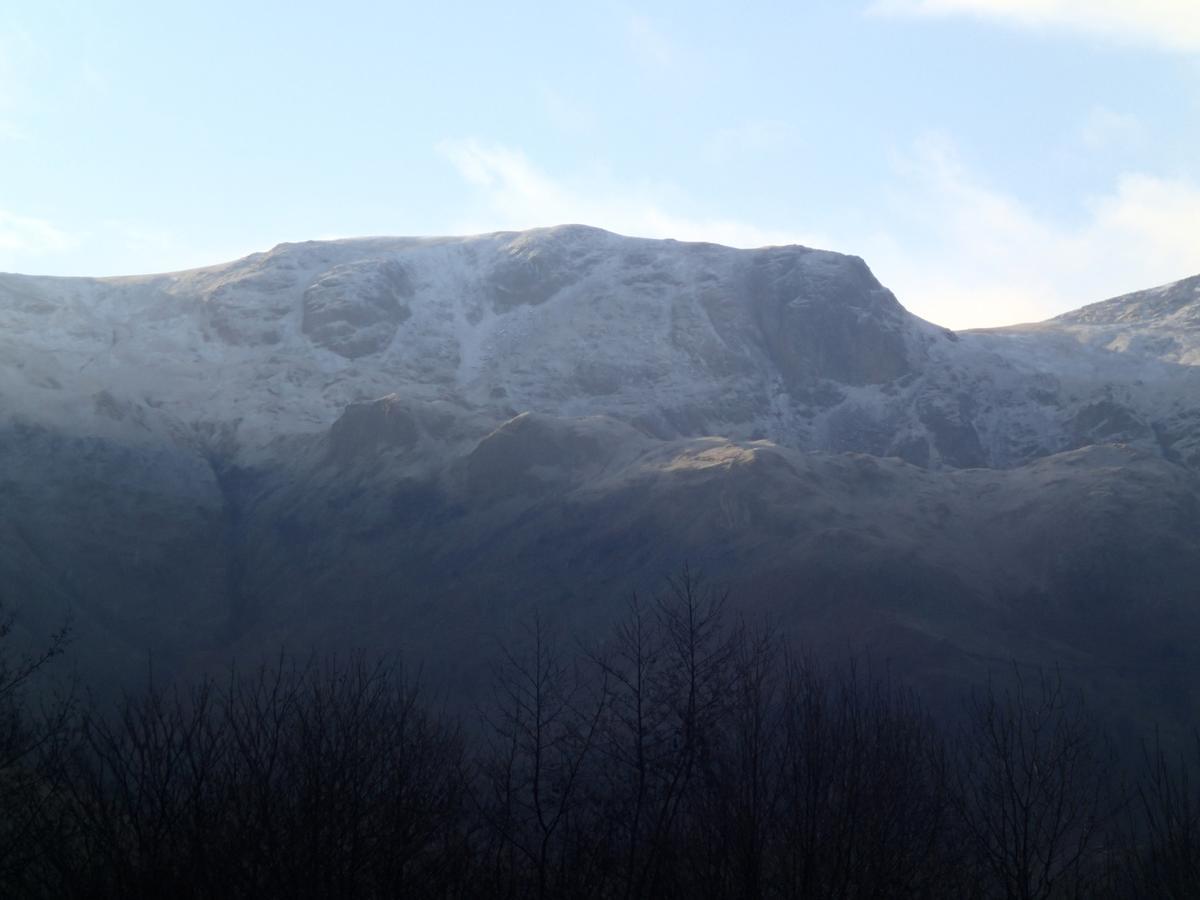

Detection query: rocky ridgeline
xmin=0 ymin=226 xmax=1198 ymax=730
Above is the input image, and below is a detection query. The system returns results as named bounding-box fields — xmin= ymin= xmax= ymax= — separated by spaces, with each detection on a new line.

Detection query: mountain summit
xmin=4 ymin=225 xmax=1197 ymax=470
xmin=1 ymin=226 xmax=1198 ymax=728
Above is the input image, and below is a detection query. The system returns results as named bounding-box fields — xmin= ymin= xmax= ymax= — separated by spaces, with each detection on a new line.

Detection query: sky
xmin=1 ymin=0 xmax=1197 ymax=329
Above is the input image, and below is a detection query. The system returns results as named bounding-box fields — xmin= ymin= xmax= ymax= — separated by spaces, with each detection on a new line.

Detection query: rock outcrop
xmin=1 ymin=226 xmax=1198 ymax=733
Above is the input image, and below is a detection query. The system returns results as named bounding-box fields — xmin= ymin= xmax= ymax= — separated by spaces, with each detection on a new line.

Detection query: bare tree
xmin=684 ymin=619 xmax=784 ymax=899
xmin=951 ymin=666 xmax=1114 ymax=900
xmin=54 ymin=653 xmax=469 ymax=899
xmin=582 ymin=569 xmax=736 ymax=899
xmin=766 ymin=655 xmax=957 ymax=900
xmin=1103 ymin=731 xmax=1200 ymax=899
xmin=0 ymin=609 xmax=75 ymax=897
xmin=586 ymin=593 xmax=665 ymax=900
xmin=9 ymin=575 xmax=1186 ymax=899
xmin=477 ymin=612 xmax=607 ymax=899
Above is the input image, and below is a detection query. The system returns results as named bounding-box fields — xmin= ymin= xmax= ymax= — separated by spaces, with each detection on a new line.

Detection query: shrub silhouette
xmin=0 ymin=577 xmax=1196 ymax=898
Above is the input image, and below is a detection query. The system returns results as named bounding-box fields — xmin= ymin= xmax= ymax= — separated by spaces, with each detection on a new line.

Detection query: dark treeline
xmin=1 ymin=574 xmax=1199 ymax=899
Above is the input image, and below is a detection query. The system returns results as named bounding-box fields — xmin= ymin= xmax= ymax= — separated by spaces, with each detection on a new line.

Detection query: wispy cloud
xmin=868 ymin=0 xmax=1200 ymax=52
xmin=0 ymin=118 xmax=29 ymax=142
xmin=0 ymin=30 xmax=32 ymax=139
xmin=537 ymin=84 xmax=595 ymax=136
xmin=0 ymin=210 xmax=74 ymax=256
xmin=702 ymin=120 xmax=803 ymax=164
xmin=99 ymin=219 xmax=186 ymax=259
xmin=626 ymin=14 xmax=685 ymax=70
xmin=92 ymin=221 xmax=276 ymax=275
xmin=1079 ymin=106 xmax=1145 ymax=152
xmin=438 ymin=138 xmax=825 ymax=250
xmin=439 ymin=135 xmax=1198 ymax=329
xmin=859 ymin=135 xmax=1200 ymax=328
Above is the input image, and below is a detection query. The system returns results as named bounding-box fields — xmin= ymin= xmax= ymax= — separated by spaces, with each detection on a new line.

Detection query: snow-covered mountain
xmin=2 ymin=226 xmax=1198 ymax=728
xmin=4 ymin=225 xmax=1197 ymax=471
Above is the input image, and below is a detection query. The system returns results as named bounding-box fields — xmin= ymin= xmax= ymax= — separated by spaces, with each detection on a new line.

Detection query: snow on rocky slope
xmin=0 ymin=226 xmax=930 ymax=461
xmin=1 ymin=226 xmax=1199 ymax=727
xmin=2 ymin=224 xmax=1196 ymax=473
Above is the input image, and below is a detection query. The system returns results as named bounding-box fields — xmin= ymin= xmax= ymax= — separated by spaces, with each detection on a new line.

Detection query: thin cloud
xmin=438 ymin=138 xmax=825 ymax=250
xmin=1079 ymin=107 xmax=1146 ymax=152
xmin=0 ymin=29 xmax=41 ymax=144
xmin=537 ymin=84 xmax=596 ymax=136
xmin=0 ymin=210 xmax=74 ymax=256
xmin=439 ymin=135 xmax=1199 ymax=330
xmin=0 ymin=119 xmax=29 ymax=142
xmin=626 ymin=14 xmax=685 ymax=70
xmin=702 ymin=120 xmax=803 ymax=164
xmin=859 ymin=135 xmax=1200 ymax=329
xmin=1090 ymin=173 xmax=1200 ymax=275
xmin=868 ymin=0 xmax=1200 ymax=52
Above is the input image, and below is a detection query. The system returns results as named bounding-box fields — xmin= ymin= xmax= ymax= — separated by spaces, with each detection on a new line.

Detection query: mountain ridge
xmin=3 ymin=225 xmax=1197 ymax=470
xmin=1 ymin=226 xmax=1198 ymax=733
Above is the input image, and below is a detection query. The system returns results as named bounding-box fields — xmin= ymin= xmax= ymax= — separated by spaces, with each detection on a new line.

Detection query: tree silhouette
xmin=951 ymin=666 xmax=1115 ymax=900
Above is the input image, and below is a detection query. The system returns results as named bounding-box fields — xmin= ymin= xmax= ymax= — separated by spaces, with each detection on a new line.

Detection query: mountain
xmin=1 ymin=225 xmax=1198 ymax=731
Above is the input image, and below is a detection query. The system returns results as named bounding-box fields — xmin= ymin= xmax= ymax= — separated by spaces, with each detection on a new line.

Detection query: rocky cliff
xmin=1 ymin=226 xmax=1198 ymax=727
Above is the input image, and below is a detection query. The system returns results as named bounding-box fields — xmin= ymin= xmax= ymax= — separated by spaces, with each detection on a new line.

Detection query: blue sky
xmin=1 ymin=0 xmax=1197 ymax=328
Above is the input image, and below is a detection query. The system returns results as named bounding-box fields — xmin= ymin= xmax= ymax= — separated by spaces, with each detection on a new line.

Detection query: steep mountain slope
xmin=0 ymin=227 xmax=938 ymax=457
xmin=1 ymin=226 xmax=1197 ymax=729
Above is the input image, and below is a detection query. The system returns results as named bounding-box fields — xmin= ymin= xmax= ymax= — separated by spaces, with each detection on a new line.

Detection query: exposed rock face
xmin=745 ymin=249 xmax=914 ymax=387
xmin=302 ymin=259 xmax=414 ymax=358
xmin=5 ymin=225 xmax=1195 ymax=470
xmin=1055 ymin=274 xmax=1200 ymax=336
xmin=1 ymin=226 xmax=1199 ymax=733
xmin=485 ymin=228 xmax=599 ymax=312
xmin=465 ymin=413 xmax=649 ymax=498
xmin=201 ymin=259 xmax=299 ymax=346
xmin=327 ymin=395 xmax=421 ymax=461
